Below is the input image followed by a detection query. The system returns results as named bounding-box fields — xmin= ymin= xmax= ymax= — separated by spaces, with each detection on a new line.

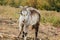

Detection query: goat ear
xmin=24 ymin=6 xmax=28 ymax=8
xmin=19 ymin=6 xmax=23 ymax=9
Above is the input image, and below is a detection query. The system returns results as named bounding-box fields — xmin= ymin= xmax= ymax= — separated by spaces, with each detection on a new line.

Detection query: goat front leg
xmin=18 ymin=23 xmax=24 ymax=38
xmin=23 ymin=25 xmax=28 ymax=40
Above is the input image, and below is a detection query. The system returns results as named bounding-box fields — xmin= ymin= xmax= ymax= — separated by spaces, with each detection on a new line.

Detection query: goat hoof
xmin=14 ymin=37 xmax=19 ymax=40
xmin=34 ymin=38 xmax=40 ymax=40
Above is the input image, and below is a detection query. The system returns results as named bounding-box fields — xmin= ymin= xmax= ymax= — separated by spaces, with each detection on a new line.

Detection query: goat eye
xmin=20 ymin=12 xmax=22 ymax=15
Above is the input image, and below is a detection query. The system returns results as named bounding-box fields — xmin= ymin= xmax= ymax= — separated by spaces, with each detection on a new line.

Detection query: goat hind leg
xmin=35 ymin=23 xmax=39 ymax=40
xmin=23 ymin=25 xmax=28 ymax=40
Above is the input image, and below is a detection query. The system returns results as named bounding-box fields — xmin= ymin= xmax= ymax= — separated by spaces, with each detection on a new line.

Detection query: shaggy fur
xmin=18 ymin=6 xmax=41 ymax=40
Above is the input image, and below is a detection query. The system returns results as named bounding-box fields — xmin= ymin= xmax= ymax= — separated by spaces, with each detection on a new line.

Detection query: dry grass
xmin=0 ymin=6 xmax=60 ymax=27
xmin=0 ymin=6 xmax=60 ymax=40
xmin=0 ymin=5 xmax=20 ymax=19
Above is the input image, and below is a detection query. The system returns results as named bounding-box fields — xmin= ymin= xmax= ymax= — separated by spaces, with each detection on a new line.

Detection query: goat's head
xmin=19 ymin=6 xmax=31 ymax=16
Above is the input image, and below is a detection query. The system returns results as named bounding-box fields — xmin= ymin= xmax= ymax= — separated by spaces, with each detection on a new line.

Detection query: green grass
xmin=40 ymin=10 xmax=60 ymax=27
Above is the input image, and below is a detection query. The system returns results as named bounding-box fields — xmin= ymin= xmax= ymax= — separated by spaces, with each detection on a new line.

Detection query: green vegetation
xmin=0 ymin=6 xmax=60 ymax=27
xmin=41 ymin=11 xmax=60 ymax=27
xmin=0 ymin=0 xmax=60 ymax=27
xmin=0 ymin=0 xmax=60 ymax=12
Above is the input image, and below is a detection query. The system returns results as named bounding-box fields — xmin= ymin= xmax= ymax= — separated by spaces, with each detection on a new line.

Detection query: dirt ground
xmin=0 ymin=18 xmax=60 ymax=40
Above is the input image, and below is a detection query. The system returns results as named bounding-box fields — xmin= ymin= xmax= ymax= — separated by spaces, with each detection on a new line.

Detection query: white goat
xmin=18 ymin=6 xmax=41 ymax=40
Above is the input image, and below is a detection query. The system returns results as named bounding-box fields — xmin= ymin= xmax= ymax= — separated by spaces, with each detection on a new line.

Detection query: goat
xmin=18 ymin=6 xmax=41 ymax=40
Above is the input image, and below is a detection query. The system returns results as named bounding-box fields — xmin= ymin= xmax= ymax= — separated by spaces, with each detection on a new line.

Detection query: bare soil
xmin=0 ymin=18 xmax=60 ymax=40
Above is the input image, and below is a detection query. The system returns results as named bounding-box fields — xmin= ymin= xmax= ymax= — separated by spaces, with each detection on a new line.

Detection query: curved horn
xmin=19 ymin=6 xmax=23 ymax=9
xmin=24 ymin=6 xmax=29 ymax=8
